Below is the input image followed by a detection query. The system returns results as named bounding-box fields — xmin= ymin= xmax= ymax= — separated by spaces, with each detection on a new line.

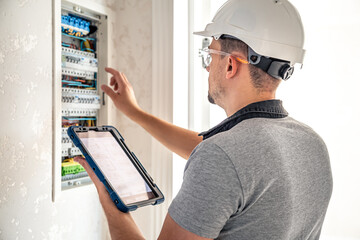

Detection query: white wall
xmin=0 ymin=0 xmax=108 ymax=239
xmin=105 ymin=1 xmax=155 ymax=237
xmin=106 ymin=1 xmax=174 ymax=238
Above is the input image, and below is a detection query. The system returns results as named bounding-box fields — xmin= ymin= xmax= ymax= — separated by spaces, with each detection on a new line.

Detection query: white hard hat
xmin=194 ymin=0 xmax=306 ymax=80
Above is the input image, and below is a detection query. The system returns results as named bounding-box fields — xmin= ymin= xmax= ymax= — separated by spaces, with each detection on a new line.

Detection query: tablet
xmin=67 ymin=125 xmax=164 ymax=212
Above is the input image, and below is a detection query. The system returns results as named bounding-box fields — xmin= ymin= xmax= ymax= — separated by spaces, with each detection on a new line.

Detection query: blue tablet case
xmin=67 ymin=125 xmax=164 ymax=212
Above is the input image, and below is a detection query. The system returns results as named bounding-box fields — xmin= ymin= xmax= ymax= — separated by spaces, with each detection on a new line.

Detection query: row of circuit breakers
xmin=60 ymin=10 xmax=101 ymax=189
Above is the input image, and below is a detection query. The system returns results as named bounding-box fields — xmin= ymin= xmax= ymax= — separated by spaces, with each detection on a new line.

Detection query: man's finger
xmin=74 ymin=156 xmax=95 ymax=179
xmin=74 ymin=156 xmax=93 ymax=173
xmin=110 ymin=76 xmax=116 ymax=86
xmin=74 ymin=156 xmax=88 ymax=169
xmin=74 ymin=156 xmax=104 ymax=191
xmin=120 ymin=72 xmax=130 ymax=84
xmin=105 ymin=67 xmax=125 ymax=88
xmin=101 ymin=84 xmax=118 ymax=101
xmin=105 ymin=67 xmax=120 ymax=76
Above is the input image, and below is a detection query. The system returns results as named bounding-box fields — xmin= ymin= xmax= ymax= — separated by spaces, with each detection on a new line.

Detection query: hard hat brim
xmin=193 ymin=30 xmax=210 ymax=37
xmin=193 ymin=30 xmax=218 ymax=37
xmin=194 ymin=30 xmax=223 ymax=41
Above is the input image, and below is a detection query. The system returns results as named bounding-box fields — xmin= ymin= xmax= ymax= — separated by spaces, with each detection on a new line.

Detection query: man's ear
xmin=225 ymin=56 xmax=239 ymax=79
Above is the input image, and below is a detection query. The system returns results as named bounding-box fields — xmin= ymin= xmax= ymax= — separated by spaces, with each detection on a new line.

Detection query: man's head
xmin=206 ymin=37 xmax=280 ymax=112
xmin=195 ymin=0 xmax=305 ymax=115
xmin=218 ymin=37 xmax=281 ymax=91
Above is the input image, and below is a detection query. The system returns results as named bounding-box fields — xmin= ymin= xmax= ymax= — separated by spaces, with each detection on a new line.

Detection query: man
xmin=75 ymin=0 xmax=333 ymax=239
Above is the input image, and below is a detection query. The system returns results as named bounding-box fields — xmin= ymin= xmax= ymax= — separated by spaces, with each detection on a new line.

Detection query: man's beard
xmin=208 ymin=92 xmax=215 ymax=104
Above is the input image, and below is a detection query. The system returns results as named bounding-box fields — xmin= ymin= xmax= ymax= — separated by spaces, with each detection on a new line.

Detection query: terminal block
xmin=61 ymin=158 xmax=86 ymax=176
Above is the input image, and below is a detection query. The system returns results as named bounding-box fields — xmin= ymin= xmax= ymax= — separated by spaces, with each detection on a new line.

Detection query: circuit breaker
xmin=57 ymin=1 xmax=108 ymax=191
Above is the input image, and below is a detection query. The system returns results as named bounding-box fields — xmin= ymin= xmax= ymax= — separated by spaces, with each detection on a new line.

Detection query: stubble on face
xmin=206 ymin=39 xmax=226 ymax=105
xmin=208 ymin=93 xmax=215 ymax=104
xmin=208 ymin=84 xmax=225 ymax=105
xmin=207 ymin=65 xmax=225 ymax=105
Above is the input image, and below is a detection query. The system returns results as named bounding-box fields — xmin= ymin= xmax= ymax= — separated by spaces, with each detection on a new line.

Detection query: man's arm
xmin=74 ymin=156 xmax=212 ymax=240
xmin=102 ymin=67 xmax=202 ymax=159
xmin=158 ymin=214 xmax=212 ymax=240
xmin=74 ymin=156 xmax=145 ymax=240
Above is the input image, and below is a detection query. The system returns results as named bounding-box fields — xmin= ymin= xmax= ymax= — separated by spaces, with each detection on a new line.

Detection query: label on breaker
xmin=62 ymin=127 xmax=68 ymax=135
xmin=62 ymin=93 xmax=100 ymax=110
xmin=62 ymin=109 xmax=98 ymax=117
xmin=62 ymin=58 xmax=98 ymax=73
xmin=62 ymin=48 xmax=98 ymax=72
xmin=61 ymin=135 xmax=73 ymax=149
xmin=62 ymin=87 xmax=97 ymax=95
xmin=62 ymin=146 xmax=82 ymax=157
xmin=62 ymin=47 xmax=95 ymax=58
xmin=62 ymin=68 xmax=95 ymax=80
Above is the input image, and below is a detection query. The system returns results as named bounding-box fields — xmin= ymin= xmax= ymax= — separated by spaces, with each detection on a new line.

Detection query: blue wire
xmin=63 ymin=34 xmax=95 ymax=52
xmin=63 ymin=117 xmax=96 ymax=121
xmin=62 ymin=80 xmax=82 ymax=85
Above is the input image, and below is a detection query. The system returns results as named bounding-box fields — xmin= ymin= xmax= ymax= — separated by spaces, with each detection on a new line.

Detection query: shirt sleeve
xmin=168 ymin=142 xmax=243 ymax=239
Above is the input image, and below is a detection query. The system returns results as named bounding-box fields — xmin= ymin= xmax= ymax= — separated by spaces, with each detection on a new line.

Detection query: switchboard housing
xmin=53 ymin=0 xmax=111 ymax=200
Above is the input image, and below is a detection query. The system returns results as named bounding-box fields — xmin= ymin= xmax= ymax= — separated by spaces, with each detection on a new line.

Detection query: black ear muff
xmin=248 ymin=47 xmax=295 ymax=80
xmin=279 ymin=64 xmax=294 ymax=81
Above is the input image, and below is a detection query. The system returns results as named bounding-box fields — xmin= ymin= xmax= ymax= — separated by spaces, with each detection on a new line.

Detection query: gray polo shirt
xmin=168 ymin=101 xmax=333 ymax=240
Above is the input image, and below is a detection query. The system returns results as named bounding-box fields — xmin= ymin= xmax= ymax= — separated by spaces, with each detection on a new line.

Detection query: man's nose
xmin=206 ymin=66 xmax=210 ymax=72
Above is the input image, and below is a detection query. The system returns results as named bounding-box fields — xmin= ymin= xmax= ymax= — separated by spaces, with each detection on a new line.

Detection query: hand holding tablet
xmin=68 ymin=126 xmax=164 ymax=212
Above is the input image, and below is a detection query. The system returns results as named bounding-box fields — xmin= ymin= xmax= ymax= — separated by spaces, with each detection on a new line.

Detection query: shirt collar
xmin=199 ymin=100 xmax=288 ymax=140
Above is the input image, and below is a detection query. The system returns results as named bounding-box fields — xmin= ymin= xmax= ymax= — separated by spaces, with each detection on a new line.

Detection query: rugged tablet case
xmin=67 ymin=125 xmax=165 ymax=212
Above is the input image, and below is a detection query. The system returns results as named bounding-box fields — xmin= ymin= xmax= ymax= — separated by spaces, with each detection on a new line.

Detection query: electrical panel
xmin=59 ymin=2 xmax=108 ymax=191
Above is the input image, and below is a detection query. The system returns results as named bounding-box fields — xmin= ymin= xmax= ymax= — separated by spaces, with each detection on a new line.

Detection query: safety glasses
xmin=199 ymin=47 xmax=249 ymax=68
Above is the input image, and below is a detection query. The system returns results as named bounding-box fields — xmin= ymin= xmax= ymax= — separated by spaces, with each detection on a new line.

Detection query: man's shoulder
xmin=200 ymin=116 xmax=326 ymax=158
xmin=202 ymin=117 xmax=288 ymax=145
xmin=211 ymin=116 xmax=320 ymax=140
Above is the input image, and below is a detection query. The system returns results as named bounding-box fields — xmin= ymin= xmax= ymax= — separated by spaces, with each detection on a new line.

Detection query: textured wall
xmin=0 ymin=0 xmax=109 ymax=239
xmin=105 ymin=1 xmax=155 ymax=238
xmin=93 ymin=0 xmax=155 ymax=238
xmin=106 ymin=0 xmax=153 ymax=169
xmin=0 ymin=0 xmax=153 ymax=239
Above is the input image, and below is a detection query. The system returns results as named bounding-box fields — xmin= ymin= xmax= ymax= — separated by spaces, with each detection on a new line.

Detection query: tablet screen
xmin=78 ymin=130 xmax=156 ymax=205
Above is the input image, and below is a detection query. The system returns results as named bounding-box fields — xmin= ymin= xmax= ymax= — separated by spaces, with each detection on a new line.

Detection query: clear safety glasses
xmin=199 ymin=47 xmax=249 ymax=68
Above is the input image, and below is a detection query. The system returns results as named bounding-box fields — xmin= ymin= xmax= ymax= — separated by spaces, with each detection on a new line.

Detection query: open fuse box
xmin=54 ymin=1 xmax=109 ymax=192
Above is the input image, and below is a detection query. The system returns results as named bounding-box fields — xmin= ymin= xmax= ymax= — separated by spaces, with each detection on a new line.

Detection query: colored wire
xmin=62 ymin=32 xmax=86 ymax=41
xmin=80 ymin=41 xmax=95 ymax=52
xmin=62 ymin=32 xmax=96 ymax=42
xmin=63 ymin=117 xmax=96 ymax=121
xmin=83 ymin=48 xmax=94 ymax=52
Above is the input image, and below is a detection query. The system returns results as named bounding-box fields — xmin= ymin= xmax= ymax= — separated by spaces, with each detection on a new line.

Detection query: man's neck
xmin=224 ymin=93 xmax=276 ymax=117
